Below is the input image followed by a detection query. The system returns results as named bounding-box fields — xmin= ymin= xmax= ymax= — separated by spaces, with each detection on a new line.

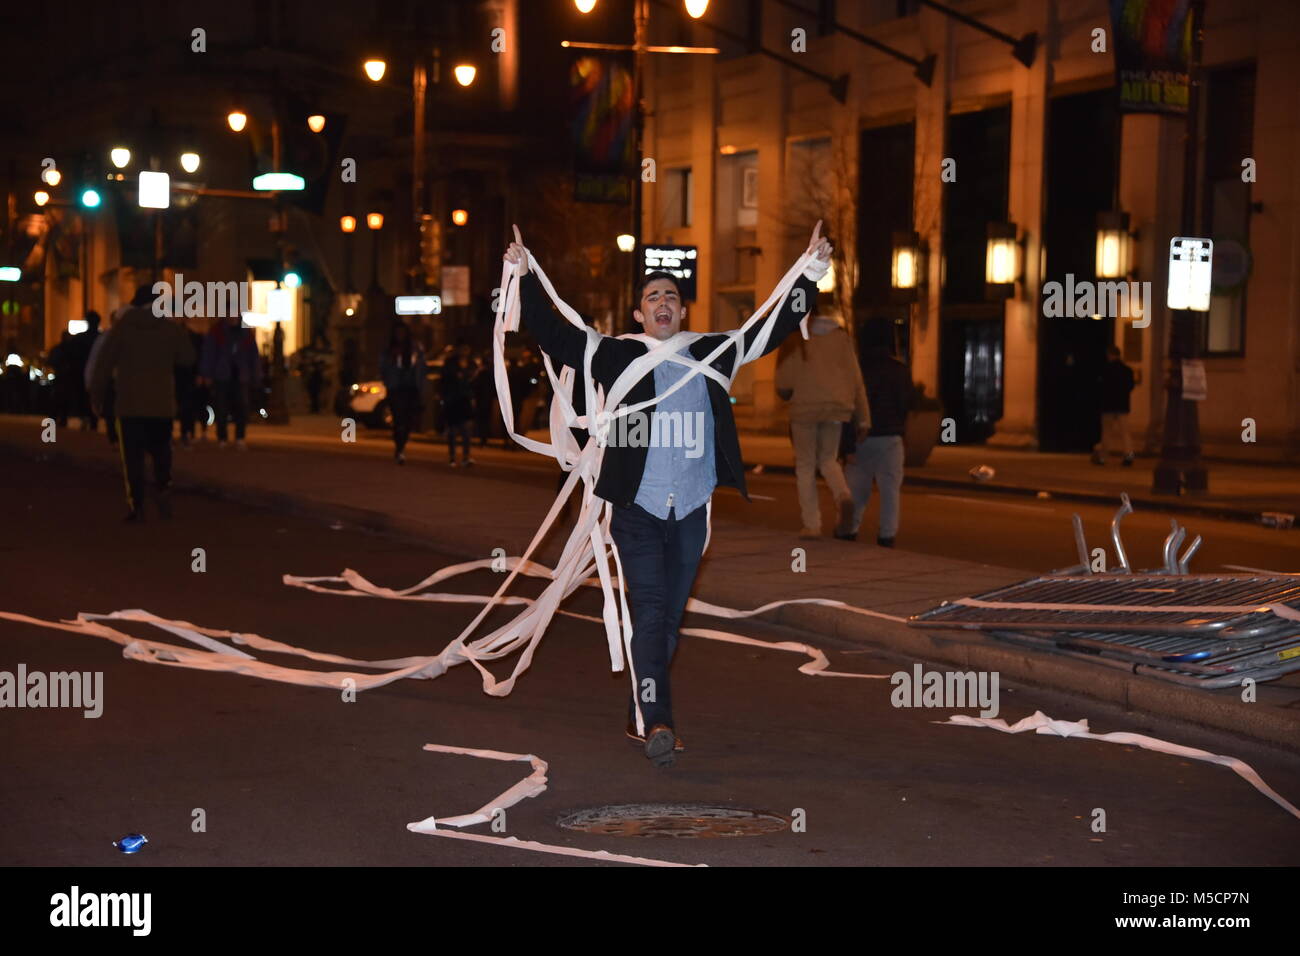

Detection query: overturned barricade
xmin=911 ymin=494 xmax=1300 ymax=688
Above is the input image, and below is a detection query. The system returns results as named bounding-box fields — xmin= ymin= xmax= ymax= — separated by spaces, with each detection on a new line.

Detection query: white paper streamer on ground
xmin=939 ymin=710 xmax=1300 ymax=821
xmin=405 ymin=742 xmax=703 ymax=867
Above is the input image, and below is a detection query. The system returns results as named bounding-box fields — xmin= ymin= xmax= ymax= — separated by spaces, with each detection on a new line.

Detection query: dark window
xmin=856 ymin=121 xmax=915 ymax=316
xmin=1200 ymin=63 xmax=1255 ymax=357
xmin=942 ymin=105 xmax=1011 ymax=305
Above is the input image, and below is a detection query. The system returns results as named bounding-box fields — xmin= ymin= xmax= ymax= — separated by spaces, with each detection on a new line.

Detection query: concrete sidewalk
xmin=735 ymin=432 xmax=1300 ymax=525
xmin=4 ymin=413 xmax=1298 ymax=752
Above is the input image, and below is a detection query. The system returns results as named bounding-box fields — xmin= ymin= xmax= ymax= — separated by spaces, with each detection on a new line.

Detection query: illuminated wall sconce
xmin=890 ymin=230 xmax=925 ymax=303
xmin=366 ymin=212 xmax=384 ymax=231
xmin=451 ymin=208 xmax=469 ymax=226
xmin=340 ymin=215 xmax=357 ymax=233
xmin=985 ymin=221 xmax=1021 ymax=299
xmin=1095 ymin=211 xmax=1134 ymax=280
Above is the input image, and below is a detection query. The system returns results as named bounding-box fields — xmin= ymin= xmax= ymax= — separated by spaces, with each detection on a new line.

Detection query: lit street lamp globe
xmin=453 ymin=64 xmax=476 ymax=87
xmin=180 ymin=152 xmax=201 ymax=174
xmin=363 ymin=59 xmax=386 ymax=83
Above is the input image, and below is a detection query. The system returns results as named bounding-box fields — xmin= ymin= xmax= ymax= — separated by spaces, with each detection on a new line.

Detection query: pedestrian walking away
xmin=199 ymin=314 xmax=259 ymax=449
xmin=1093 ymin=344 xmax=1137 ymax=466
xmin=70 ymin=311 xmax=102 ymax=430
xmin=507 ymin=221 xmax=830 ymax=767
xmin=88 ymin=283 xmax=196 ymax=521
xmin=840 ymin=319 xmax=913 ymax=547
xmin=381 ymin=322 xmax=426 ymax=465
xmin=440 ymin=340 xmax=476 ymax=466
xmin=775 ymin=294 xmax=870 ymax=539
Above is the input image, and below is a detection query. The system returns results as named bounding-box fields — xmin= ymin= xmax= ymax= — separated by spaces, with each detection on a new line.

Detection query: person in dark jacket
xmin=507 ymin=221 xmax=829 ymax=766
xmin=838 ymin=320 xmax=912 ymax=547
xmin=380 ymin=322 xmax=426 ymax=465
xmin=1092 ymin=345 xmax=1136 ymax=466
xmin=71 ymin=311 xmax=102 ymax=429
xmin=48 ymin=331 xmax=76 ymax=426
xmin=89 ymin=284 xmax=196 ymax=521
xmin=440 ymin=341 xmax=476 ymax=466
xmin=199 ymin=315 xmax=259 ymax=449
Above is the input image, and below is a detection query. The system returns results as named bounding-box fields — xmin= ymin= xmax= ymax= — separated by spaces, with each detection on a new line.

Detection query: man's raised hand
xmin=807 ymin=219 xmax=832 ymax=263
xmin=504 ymin=223 xmax=530 ymax=274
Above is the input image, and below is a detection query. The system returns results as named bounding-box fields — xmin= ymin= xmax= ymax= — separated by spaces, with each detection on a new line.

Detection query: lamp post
xmin=568 ymin=0 xmax=718 ymax=313
xmin=363 ymin=45 xmax=475 ymax=295
xmin=1152 ymin=0 xmax=1208 ymax=495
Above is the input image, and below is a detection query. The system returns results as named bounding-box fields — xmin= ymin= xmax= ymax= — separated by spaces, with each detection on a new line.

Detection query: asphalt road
xmin=2 ymin=455 xmax=1298 ymax=867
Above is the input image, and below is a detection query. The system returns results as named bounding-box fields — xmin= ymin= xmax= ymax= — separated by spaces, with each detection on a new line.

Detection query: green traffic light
xmin=283 ymin=272 xmax=301 ymax=288
xmin=80 ymin=188 xmax=102 ymax=208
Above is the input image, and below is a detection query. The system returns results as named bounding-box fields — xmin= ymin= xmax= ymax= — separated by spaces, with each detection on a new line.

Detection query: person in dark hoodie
xmin=198 ymin=313 xmax=260 ymax=449
xmin=838 ymin=319 xmax=913 ymax=547
xmin=380 ymin=321 xmax=426 ymax=465
xmin=89 ymin=283 xmax=196 ymax=521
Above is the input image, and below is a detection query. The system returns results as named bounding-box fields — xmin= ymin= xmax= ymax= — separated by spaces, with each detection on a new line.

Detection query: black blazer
xmin=518 ymin=270 xmax=818 ymax=508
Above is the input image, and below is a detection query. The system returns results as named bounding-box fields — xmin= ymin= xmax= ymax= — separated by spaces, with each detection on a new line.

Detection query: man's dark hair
xmin=130 ymin=282 xmax=159 ymax=307
xmin=636 ymin=271 xmax=680 ymax=302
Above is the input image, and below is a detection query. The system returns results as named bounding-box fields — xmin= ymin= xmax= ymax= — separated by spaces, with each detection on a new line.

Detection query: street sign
xmin=138 ymin=171 xmax=170 ymax=209
xmin=395 ymin=295 xmax=441 ymax=315
xmin=1167 ymin=237 xmax=1213 ymax=311
xmin=642 ymin=244 xmax=698 ymax=301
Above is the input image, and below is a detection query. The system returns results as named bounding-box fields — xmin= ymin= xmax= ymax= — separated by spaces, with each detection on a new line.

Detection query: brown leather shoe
xmin=626 ymin=722 xmax=683 ymax=752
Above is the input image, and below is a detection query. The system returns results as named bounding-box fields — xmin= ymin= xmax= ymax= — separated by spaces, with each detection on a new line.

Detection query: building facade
xmin=642 ymin=0 xmax=1300 ymax=460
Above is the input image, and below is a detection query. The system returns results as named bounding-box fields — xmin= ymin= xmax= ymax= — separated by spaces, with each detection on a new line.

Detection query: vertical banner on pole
xmin=1108 ymin=0 xmax=1194 ymax=114
xmin=569 ymin=55 xmax=635 ymax=204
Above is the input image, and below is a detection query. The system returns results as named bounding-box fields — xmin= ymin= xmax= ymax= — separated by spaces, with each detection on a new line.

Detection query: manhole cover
xmin=556 ymin=804 xmax=790 ymax=838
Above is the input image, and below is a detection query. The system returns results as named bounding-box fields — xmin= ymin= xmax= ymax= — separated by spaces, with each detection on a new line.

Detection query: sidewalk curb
xmin=11 ymin=435 xmax=1300 ymax=755
xmin=743 ymin=459 xmax=1293 ymax=527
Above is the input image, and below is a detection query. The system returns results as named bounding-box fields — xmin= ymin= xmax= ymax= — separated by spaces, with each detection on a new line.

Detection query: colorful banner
xmin=1109 ymin=0 xmax=1194 ymax=114
xmin=569 ymin=55 xmax=635 ymax=204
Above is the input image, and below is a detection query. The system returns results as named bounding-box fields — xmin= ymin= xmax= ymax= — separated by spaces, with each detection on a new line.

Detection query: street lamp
xmin=575 ymin=0 xmax=597 ymax=11
xmin=34 ymin=191 xmax=50 ymax=207
xmin=340 ymin=215 xmax=357 ymax=233
xmin=616 ymin=234 xmax=636 ymax=253
xmin=110 ymin=147 xmax=131 ymax=169
xmin=363 ymin=59 xmax=387 ymax=82
xmin=453 ymin=64 xmax=476 ymax=87
xmin=307 ymin=114 xmax=326 ymax=133
xmin=180 ymin=152 xmax=201 ymax=174
xmin=451 ymin=208 xmax=469 ymax=226
xmin=685 ymin=0 xmax=709 ymax=16
xmin=42 ymin=167 xmax=61 ymax=186
xmin=227 ymin=110 xmax=248 ymax=132
xmin=366 ymin=212 xmax=384 ymax=231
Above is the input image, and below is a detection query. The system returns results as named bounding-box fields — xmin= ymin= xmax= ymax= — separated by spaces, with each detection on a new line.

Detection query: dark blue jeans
xmin=610 ymin=501 xmax=708 ymax=733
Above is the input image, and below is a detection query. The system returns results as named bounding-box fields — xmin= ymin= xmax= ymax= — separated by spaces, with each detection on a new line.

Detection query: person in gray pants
xmin=838 ymin=321 xmax=913 ymax=547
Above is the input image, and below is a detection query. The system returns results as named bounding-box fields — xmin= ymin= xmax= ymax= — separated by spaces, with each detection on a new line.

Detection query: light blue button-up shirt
xmin=633 ymin=355 xmax=717 ymax=520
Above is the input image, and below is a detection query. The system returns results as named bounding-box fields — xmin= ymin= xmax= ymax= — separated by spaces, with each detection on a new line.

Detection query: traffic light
xmin=79 ymin=188 xmax=101 ymax=208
